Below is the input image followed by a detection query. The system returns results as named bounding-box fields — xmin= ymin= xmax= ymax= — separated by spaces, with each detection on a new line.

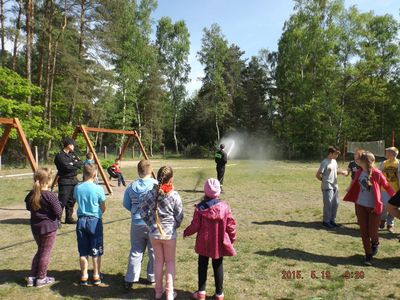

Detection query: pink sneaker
xmin=214 ymin=294 xmax=224 ymax=300
xmin=192 ymin=291 xmax=206 ymax=299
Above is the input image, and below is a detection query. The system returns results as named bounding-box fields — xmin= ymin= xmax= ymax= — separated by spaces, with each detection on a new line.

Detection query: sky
xmin=152 ymin=0 xmax=400 ymax=95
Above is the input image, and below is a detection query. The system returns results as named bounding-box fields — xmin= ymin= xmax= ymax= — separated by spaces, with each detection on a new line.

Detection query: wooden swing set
xmin=0 ymin=118 xmax=151 ymax=194
xmin=0 ymin=118 xmax=37 ymax=173
xmin=51 ymin=125 xmax=151 ymax=194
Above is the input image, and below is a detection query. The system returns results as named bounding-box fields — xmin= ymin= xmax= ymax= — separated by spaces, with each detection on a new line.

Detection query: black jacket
xmin=215 ymin=150 xmax=228 ymax=167
xmin=54 ymin=151 xmax=82 ymax=185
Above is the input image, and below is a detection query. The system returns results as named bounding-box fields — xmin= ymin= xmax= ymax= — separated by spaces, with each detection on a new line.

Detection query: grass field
xmin=1 ymin=159 xmax=400 ymax=300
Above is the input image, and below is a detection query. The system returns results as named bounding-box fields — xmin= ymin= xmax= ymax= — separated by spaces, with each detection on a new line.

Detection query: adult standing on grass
xmin=344 ymin=151 xmax=395 ymax=266
xmin=215 ymin=144 xmax=228 ymax=190
xmin=316 ymin=146 xmax=346 ymax=229
xmin=54 ymin=137 xmax=83 ymax=224
xmin=25 ymin=168 xmax=62 ymax=288
xmin=378 ymin=147 xmax=400 ymax=233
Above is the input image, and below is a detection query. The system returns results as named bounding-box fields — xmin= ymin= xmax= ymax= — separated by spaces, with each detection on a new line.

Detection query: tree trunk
xmin=215 ymin=116 xmax=220 ymax=141
xmin=37 ymin=0 xmax=49 ymax=86
xmin=0 ymin=0 xmax=5 ymax=66
xmin=121 ymin=82 xmax=127 ymax=148
xmin=69 ymin=0 xmax=86 ymax=125
xmin=135 ymin=96 xmax=142 ymax=138
xmin=12 ymin=0 xmax=23 ymax=71
xmin=150 ymin=122 xmax=153 ymax=157
xmin=173 ymin=109 xmax=179 ymax=154
xmin=25 ymin=0 xmax=35 ymax=105
xmin=43 ymin=1 xmax=53 ymax=122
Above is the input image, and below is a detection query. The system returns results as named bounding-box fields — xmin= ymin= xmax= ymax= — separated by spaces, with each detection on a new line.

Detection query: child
xmin=83 ymin=152 xmax=95 ymax=166
xmin=184 ymin=178 xmax=236 ymax=300
xmin=346 ymin=149 xmax=362 ymax=182
xmin=379 ymin=147 xmax=400 ymax=233
xmin=315 ymin=146 xmax=346 ymax=228
xmin=74 ymin=164 xmax=106 ymax=285
xmin=140 ymin=166 xmax=184 ymax=300
xmin=25 ymin=168 xmax=62 ymax=288
xmin=123 ymin=159 xmax=158 ymax=289
xmin=344 ymin=151 xmax=395 ymax=265
xmin=83 ymin=152 xmax=98 ymax=183
xmin=107 ymin=158 xmax=126 ymax=187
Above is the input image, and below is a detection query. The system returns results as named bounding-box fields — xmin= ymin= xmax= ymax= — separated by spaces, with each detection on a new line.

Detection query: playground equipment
xmin=51 ymin=125 xmax=151 ymax=194
xmin=0 ymin=118 xmax=37 ymax=174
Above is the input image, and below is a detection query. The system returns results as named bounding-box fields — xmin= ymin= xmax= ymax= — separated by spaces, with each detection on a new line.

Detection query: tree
xmin=156 ymin=16 xmax=190 ymax=154
xmin=198 ymin=23 xmax=231 ymax=141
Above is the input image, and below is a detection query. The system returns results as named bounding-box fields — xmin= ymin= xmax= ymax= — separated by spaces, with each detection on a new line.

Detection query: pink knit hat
xmin=204 ymin=178 xmax=221 ymax=199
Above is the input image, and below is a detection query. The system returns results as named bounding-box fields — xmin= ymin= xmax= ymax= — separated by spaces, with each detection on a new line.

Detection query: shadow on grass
xmin=0 ymin=218 xmax=30 ymax=225
xmin=177 ymin=189 xmax=204 ymax=194
xmin=252 ymin=220 xmax=363 ymax=238
xmin=0 ymin=269 xmax=193 ymax=299
xmin=0 ymin=207 xmax=26 ymax=211
xmin=252 ymin=220 xmax=400 ymax=241
xmin=256 ymin=248 xmax=400 ymax=270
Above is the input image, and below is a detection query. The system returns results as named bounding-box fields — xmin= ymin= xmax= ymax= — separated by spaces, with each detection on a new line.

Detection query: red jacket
xmin=344 ymin=168 xmax=395 ymax=214
xmin=183 ymin=199 xmax=236 ymax=259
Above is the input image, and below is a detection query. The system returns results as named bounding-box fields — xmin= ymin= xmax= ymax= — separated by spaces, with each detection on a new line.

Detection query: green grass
xmin=1 ymin=159 xmax=400 ymax=299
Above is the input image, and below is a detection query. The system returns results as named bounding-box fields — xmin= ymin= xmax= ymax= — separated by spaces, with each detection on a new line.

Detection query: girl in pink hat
xmin=183 ymin=178 xmax=237 ymax=300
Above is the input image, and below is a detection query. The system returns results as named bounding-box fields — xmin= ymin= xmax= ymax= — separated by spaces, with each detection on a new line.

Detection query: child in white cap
xmin=184 ymin=178 xmax=237 ymax=300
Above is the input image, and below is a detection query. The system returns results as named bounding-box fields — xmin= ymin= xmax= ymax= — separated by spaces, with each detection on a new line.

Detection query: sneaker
xmin=380 ymin=220 xmax=386 ymax=229
xmin=80 ymin=276 xmax=88 ymax=286
xmin=214 ymin=294 xmax=224 ymax=300
xmin=92 ymin=275 xmax=101 ymax=286
xmin=192 ymin=291 xmax=206 ymax=300
xmin=27 ymin=276 xmax=36 ymax=287
xmin=36 ymin=276 xmax=55 ymax=288
xmin=322 ymin=221 xmax=334 ymax=229
xmin=371 ymin=243 xmax=379 ymax=257
xmin=330 ymin=221 xmax=340 ymax=227
xmin=364 ymin=254 xmax=373 ymax=266
xmin=167 ymin=291 xmax=177 ymax=300
xmin=123 ymin=281 xmax=133 ymax=291
xmin=387 ymin=225 xmax=395 ymax=234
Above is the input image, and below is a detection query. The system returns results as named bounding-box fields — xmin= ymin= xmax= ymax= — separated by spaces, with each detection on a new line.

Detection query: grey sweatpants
xmin=381 ymin=191 xmax=395 ymax=227
xmin=125 ymin=223 xmax=155 ymax=283
xmin=322 ymin=188 xmax=339 ymax=223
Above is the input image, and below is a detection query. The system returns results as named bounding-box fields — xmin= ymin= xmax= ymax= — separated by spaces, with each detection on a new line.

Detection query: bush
xmin=183 ymin=144 xmax=210 ymax=158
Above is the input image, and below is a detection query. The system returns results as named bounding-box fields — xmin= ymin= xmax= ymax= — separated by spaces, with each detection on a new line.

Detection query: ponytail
xmin=31 ymin=180 xmax=42 ymax=211
xmin=154 ymin=166 xmax=173 ymax=239
xmin=359 ymin=151 xmax=375 ymax=187
xmin=30 ymin=168 xmax=52 ymax=211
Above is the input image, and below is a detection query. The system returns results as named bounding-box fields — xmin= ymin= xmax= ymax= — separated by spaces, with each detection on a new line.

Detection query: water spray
xmin=227 ymin=140 xmax=235 ymax=157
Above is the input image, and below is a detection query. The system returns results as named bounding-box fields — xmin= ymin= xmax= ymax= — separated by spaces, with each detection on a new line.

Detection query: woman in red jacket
xmin=184 ymin=178 xmax=236 ymax=300
xmin=344 ymin=151 xmax=395 ymax=266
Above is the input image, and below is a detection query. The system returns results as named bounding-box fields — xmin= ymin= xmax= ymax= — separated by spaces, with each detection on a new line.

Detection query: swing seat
xmin=107 ymin=166 xmax=118 ymax=179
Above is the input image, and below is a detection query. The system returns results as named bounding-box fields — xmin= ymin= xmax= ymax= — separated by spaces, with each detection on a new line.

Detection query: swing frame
xmin=52 ymin=125 xmax=151 ymax=194
xmin=0 ymin=118 xmax=37 ymax=173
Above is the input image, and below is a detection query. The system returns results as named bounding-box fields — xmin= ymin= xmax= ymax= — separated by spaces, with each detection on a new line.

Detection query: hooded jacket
xmin=344 ymin=168 xmax=395 ymax=214
xmin=184 ymin=198 xmax=236 ymax=259
xmin=123 ymin=177 xmax=158 ymax=225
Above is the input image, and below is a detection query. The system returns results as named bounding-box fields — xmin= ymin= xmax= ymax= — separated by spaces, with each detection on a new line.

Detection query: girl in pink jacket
xmin=183 ymin=178 xmax=236 ymax=300
xmin=344 ymin=151 xmax=395 ymax=266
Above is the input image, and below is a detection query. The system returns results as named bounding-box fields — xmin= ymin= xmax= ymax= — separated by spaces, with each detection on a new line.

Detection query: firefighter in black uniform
xmin=215 ymin=144 xmax=228 ymax=188
xmin=54 ymin=138 xmax=82 ymax=224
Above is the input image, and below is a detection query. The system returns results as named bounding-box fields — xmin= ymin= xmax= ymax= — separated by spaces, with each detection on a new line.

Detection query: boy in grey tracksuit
xmin=316 ymin=146 xmax=346 ymax=229
xmin=123 ymin=160 xmax=158 ymax=289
